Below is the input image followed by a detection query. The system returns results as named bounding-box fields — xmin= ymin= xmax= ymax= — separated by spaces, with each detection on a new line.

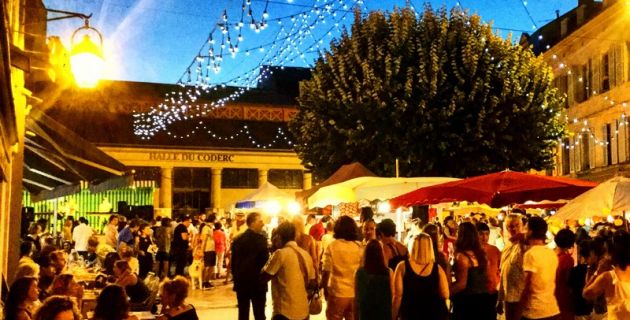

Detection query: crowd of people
xmin=5 ymin=208 xmax=630 ymax=320
xmin=230 ymin=209 xmax=630 ymax=320
xmin=5 ymin=212 xmax=234 ymax=320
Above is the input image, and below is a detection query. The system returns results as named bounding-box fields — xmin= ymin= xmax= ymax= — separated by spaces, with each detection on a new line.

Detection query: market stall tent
xmin=390 ymin=170 xmax=597 ymax=208
xmin=308 ymin=176 xmax=459 ymax=209
xmin=297 ymin=162 xmax=376 ymax=200
xmin=554 ymin=176 xmax=630 ymax=221
xmin=235 ymin=182 xmax=295 ymax=209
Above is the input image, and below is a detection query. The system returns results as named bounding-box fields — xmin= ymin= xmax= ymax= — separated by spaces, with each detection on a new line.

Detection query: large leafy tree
xmin=289 ymin=6 xmax=565 ymax=178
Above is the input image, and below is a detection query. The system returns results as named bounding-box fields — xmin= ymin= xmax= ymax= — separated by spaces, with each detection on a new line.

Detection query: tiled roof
xmin=44 ymin=78 xmax=304 ymax=150
xmin=520 ymin=1 xmax=604 ymax=55
xmin=45 ymin=107 xmax=295 ymax=151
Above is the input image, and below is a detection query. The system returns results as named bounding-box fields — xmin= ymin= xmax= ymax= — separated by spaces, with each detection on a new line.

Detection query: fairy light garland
xmin=133 ymin=0 xmax=360 ymax=141
xmin=518 ymin=0 xmax=538 ymax=30
xmin=138 ymin=0 xmax=599 ymax=147
xmin=539 ymin=31 xmax=630 ymax=151
xmin=557 ymin=99 xmax=630 ymax=150
xmin=166 ymin=122 xmax=294 ymax=149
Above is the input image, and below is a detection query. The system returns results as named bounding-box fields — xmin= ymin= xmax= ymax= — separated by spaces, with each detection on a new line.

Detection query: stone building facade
xmin=522 ymin=0 xmax=630 ymax=181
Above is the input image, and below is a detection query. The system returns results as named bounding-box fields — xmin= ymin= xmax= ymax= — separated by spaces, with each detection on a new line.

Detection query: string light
xmin=557 ymin=99 xmax=630 ymax=150
xmin=134 ymin=0 xmax=358 ymax=140
xmin=136 ymin=0 xmax=558 ymax=144
xmin=166 ymin=122 xmax=294 ymax=149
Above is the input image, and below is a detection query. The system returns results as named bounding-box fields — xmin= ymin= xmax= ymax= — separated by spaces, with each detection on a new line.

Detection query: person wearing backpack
xmin=377 ymin=219 xmax=408 ymax=270
xmin=583 ymin=230 xmax=630 ymax=320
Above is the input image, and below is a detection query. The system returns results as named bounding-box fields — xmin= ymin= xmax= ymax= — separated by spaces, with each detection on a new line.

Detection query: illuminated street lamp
xmin=70 ymin=20 xmax=104 ymax=88
xmin=47 ymin=9 xmax=105 ymax=88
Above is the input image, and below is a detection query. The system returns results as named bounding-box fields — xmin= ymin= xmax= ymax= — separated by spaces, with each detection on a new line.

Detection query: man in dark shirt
xmin=231 ymin=212 xmax=269 ymax=320
xmin=171 ymin=215 xmax=192 ymax=276
xmin=117 ymin=219 xmax=139 ymax=249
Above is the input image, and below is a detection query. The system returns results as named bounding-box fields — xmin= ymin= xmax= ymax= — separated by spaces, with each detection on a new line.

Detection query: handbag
xmin=147 ymin=244 xmax=158 ymax=254
xmin=289 ymin=246 xmax=323 ymax=315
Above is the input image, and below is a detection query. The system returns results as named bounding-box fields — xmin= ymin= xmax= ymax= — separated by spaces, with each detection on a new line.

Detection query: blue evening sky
xmin=43 ymin=0 xmax=578 ymax=85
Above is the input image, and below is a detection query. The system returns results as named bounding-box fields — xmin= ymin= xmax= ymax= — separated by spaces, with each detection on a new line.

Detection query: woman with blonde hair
xmin=392 ymin=233 xmax=449 ymax=320
xmin=62 ymin=219 xmax=73 ymax=243
xmin=293 ymin=215 xmax=318 ymax=275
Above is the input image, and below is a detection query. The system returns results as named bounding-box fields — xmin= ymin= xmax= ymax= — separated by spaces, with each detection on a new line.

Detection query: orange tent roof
xmin=297 ymin=162 xmax=377 ymax=200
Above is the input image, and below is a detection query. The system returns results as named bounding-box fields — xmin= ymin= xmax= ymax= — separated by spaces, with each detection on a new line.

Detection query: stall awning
xmin=297 ymin=162 xmax=377 ymax=200
xmin=24 ymin=108 xmax=132 ymax=202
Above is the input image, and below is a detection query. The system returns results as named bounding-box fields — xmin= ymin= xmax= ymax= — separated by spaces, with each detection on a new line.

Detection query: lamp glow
xmin=377 ymin=201 xmax=391 ymax=214
xmin=263 ymin=200 xmax=281 ymax=216
xmin=70 ymin=34 xmax=104 ymax=88
xmin=287 ymin=201 xmax=301 ymax=215
xmin=585 ymin=218 xmax=592 ymax=227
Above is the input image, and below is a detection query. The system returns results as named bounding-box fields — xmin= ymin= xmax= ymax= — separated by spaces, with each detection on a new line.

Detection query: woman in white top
xmin=321 ymin=215 xmax=363 ymax=320
xmin=584 ymin=230 xmax=630 ymax=320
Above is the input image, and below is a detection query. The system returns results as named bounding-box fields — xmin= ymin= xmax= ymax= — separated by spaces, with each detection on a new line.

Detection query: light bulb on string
xmin=134 ymin=0 xmax=358 ymax=138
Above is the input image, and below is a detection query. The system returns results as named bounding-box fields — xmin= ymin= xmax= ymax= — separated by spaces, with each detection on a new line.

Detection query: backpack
xmin=387 ymin=243 xmax=408 ymax=270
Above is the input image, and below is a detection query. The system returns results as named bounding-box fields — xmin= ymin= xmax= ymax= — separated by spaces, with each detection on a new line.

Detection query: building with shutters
xmin=521 ymin=0 xmax=630 ymax=181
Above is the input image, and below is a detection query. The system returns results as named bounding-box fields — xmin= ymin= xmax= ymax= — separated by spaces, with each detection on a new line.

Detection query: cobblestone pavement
xmin=187 ymin=280 xmax=327 ymax=319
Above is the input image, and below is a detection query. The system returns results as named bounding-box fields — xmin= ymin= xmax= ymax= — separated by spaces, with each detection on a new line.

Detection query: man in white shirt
xmin=263 ymin=221 xmax=315 ymax=320
xmin=72 ymin=217 xmax=94 ymax=258
xmin=517 ymin=216 xmax=560 ymax=320
xmin=188 ymin=217 xmax=200 ymax=243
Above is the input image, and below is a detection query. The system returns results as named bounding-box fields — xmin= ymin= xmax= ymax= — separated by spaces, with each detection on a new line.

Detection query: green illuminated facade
xmin=23 ymin=186 xmax=154 ymax=233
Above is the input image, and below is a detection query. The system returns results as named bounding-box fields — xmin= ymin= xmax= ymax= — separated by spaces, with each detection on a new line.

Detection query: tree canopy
xmin=289 ymin=6 xmax=565 ymax=178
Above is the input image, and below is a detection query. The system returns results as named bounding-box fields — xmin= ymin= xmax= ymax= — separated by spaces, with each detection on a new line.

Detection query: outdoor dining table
xmin=84 ymin=299 xmax=157 ymax=319
xmin=130 ymin=311 xmax=158 ymax=319
xmin=81 ymin=289 xmax=100 ymax=319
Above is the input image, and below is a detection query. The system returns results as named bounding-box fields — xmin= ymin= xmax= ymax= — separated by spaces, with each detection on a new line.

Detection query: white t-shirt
xmin=322 ymin=239 xmax=363 ymax=298
xmin=320 ymin=233 xmax=334 ymax=258
xmin=522 ymin=245 xmax=560 ymax=319
xmin=72 ymin=223 xmax=93 ymax=252
xmin=188 ymin=224 xmax=199 ymax=237
xmin=201 ymin=224 xmax=215 ymax=252
xmin=263 ymin=241 xmax=315 ymax=320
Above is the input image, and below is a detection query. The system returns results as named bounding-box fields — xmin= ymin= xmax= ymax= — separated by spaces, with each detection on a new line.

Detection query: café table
xmin=81 ymin=289 xmax=100 ymax=319
xmin=130 ymin=311 xmax=158 ymax=319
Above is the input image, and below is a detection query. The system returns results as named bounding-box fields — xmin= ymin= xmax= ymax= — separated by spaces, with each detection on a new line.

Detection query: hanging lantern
xmin=70 ymin=19 xmax=105 ymax=88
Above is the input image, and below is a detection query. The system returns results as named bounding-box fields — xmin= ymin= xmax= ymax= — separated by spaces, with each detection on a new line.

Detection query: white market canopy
xmin=235 ymin=182 xmax=294 ymax=209
xmin=554 ymin=176 xmax=630 ymax=221
xmin=307 ymin=176 xmax=459 ymax=209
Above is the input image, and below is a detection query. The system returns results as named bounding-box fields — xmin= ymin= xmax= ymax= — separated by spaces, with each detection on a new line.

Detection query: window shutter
xmin=589 ymin=132 xmax=596 ymax=169
xmin=592 ymin=58 xmax=600 ymax=95
xmin=619 ymin=120 xmax=628 ymax=162
xmin=617 ymin=45 xmax=624 ymax=87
